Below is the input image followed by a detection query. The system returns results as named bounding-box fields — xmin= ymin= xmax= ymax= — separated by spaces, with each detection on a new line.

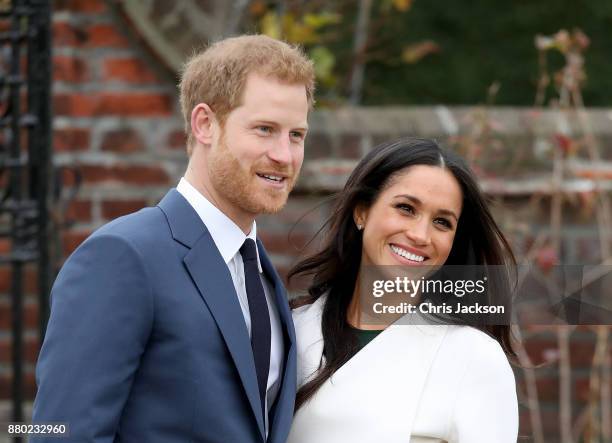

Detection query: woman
xmin=286 ymin=138 xmax=518 ymax=443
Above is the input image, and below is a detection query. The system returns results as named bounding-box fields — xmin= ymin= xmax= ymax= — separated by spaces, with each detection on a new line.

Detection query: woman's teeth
xmin=391 ymin=245 xmax=425 ymax=262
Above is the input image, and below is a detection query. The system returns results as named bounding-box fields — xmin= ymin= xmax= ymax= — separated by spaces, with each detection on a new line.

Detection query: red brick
xmin=523 ymin=337 xmax=597 ymax=368
xmin=53 ymin=128 xmax=91 ymax=152
xmin=574 ymin=169 xmax=612 ymax=179
xmin=114 ymin=165 xmax=170 ymax=185
xmin=53 ymin=0 xmax=107 ymax=13
xmin=167 ymin=129 xmax=187 ymax=150
xmin=0 ymin=372 xmax=37 ymax=400
xmin=258 ymin=231 xmax=310 ymax=255
xmin=0 ymin=267 xmax=9 ymax=293
xmin=339 ymin=134 xmax=362 ymax=159
xmin=0 ymin=302 xmax=39 ymax=330
xmin=19 ymin=53 xmax=28 ymax=75
xmin=78 ymin=165 xmax=113 ymax=182
xmin=525 ymin=374 xmax=611 ymax=404
xmin=103 ymin=57 xmax=158 ymax=84
xmin=80 ymin=164 xmax=169 ymax=185
xmin=101 ymin=129 xmax=145 ymax=153
xmin=52 ymin=22 xmax=128 ymax=49
xmin=518 ymin=409 xmax=560 ymax=439
xmin=86 ymin=24 xmax=129 ymax=48
xmin=52 ymin=22 xmax=86 ymax=47
xmin=54 ymin=93 xmax=173 ymax=117
xmin=305 ymin=134 xmax=333 ymax=159
xmin=24 ymin=266 xmax=38 ymax=294
xmin=62 ymin=231 xmax=91 ymax=256
xmin=574 ymin=377 xmax=592 ymax=403
xmin=53 ymin=93 xmax=97 ymax=117
xmin=0 ymin=335 xmax=40 ymax=365
xmin=97 ymin=93 xmax=173 ymax=116
xmin=59 ymin=166 xmax=80 ymax=188
xmin=101 ymin=199 xmax=147 ymax=220
xmin=0 ymin=268 xmax=38 ymax=295
xmin=66 ymin=199 xmax=92 ymax=222
xmin=53 ymin=55 xmax=89 ymax=82
xmin=0 ymin=239 xmax=10 ymax=255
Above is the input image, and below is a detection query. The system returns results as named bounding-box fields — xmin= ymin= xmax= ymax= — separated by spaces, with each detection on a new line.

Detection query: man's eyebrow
xmin=251 ymin=120 xmax=308 ymax=131
xmin=393 ymin=194 xmax=459 ymax=221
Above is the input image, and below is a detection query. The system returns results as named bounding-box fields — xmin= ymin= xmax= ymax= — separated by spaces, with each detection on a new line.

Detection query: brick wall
xmin=0 ymin=0 xmax=610 ymax=439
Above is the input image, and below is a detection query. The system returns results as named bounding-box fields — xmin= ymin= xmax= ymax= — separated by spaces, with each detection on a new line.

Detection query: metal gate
xmin=0 ymin=0 xmax=52 ymax=439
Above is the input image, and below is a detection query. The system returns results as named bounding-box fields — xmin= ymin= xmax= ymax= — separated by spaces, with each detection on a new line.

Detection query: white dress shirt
xmin=177 ymin=177 xmax=284 ymax=436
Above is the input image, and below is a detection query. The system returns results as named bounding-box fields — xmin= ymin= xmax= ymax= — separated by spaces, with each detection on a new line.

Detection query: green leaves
xmin=257 ymin=10 xmax=340 ymax=89
xmin=310 ymin=46 xmax=337 ymax=86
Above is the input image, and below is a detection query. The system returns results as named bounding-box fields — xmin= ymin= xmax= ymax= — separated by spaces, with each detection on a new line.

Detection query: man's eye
xmin=257 ymin=126 xmax=272 ymax=134
xmin=290 ymin=131 xmax=304 ymax=140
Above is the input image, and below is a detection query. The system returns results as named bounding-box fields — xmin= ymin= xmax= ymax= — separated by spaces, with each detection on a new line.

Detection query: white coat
xmin=287 ymin=295 xmax=518 ymax=443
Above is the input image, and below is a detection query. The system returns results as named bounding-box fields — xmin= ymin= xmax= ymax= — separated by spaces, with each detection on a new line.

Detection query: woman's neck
xmin=347 ymin=277 xmax=386 ymax=330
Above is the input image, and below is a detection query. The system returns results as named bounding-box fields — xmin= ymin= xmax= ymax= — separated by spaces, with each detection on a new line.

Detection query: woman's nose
xmin=405 ymin=219 xmax=430 ymax=245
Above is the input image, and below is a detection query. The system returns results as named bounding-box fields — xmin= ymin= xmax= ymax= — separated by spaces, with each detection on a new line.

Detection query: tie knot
xmin=240 ymin=238 xmax=258 ymax=262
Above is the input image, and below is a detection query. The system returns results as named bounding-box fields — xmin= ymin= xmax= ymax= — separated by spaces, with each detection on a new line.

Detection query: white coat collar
xmin=290 ymin=294 xmax=449 ymax=443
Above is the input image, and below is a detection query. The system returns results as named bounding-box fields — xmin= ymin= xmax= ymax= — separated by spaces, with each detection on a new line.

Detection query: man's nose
xmin=267 ymin=134 xmax=293 ymax=165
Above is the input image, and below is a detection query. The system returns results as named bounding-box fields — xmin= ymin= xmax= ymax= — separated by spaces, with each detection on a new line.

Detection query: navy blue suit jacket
xmin=32 ymin=189 xmax=297 ymax=443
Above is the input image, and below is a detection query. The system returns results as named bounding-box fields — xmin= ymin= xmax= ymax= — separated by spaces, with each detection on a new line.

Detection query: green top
xmin=350 ymin=326 xmax=384 ymax=351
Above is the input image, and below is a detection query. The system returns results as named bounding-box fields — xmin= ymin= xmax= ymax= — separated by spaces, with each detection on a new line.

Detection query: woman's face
xmin=354 ymin=165 xmax=463 ymax=269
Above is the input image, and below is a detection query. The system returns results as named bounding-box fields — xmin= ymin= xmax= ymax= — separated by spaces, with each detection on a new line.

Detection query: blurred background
xmin=0 ymin=0 xmax=610 ymax=442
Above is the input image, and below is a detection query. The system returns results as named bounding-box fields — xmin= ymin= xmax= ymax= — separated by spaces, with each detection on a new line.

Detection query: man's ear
xmin=191 ymin=103 xmax=216 ymax=147
xmin=353 ymin=204 xmax=368 ymax=229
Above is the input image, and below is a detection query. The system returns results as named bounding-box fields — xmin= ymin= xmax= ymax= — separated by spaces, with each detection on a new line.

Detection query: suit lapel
xmin=257 ymin=241 xmax=297 ymax=442
xmin=257 ymin=240 xmax=295 ymax=346
xmin=158 ymin=190 xmax=265 ymax=440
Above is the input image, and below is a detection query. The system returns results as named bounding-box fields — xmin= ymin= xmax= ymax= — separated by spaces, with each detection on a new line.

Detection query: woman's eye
xmin=435 ymin=218 xmax=453 ymax=229
xmin=396 ymin=203 xmax=415 ymax=215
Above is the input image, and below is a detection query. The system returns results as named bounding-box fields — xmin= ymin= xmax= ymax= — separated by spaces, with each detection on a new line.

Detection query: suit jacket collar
xmin=158 ymin=188 xmax=206 ymax=248
xmin=176 ymin=178 xmax=263 ymax=271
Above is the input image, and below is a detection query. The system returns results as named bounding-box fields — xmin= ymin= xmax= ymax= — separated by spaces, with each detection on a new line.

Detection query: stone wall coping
xmin=307 ymin=105 xmax=612 ymax=136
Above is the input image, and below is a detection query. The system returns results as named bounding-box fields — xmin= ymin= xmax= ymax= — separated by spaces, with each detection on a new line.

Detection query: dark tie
xmin=240 ymin=239 xmax=271 ymax=418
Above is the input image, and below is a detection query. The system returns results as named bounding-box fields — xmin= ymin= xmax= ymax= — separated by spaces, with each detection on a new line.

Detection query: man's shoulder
xmin=95 ymin=206 xmax=164 ymax=237
xmin=77 ymin=205 xmax=171 ymax=257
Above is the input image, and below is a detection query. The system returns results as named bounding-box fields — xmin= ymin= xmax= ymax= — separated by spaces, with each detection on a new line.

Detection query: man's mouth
xmin=256 ymin=173 xmax=288 ymax=185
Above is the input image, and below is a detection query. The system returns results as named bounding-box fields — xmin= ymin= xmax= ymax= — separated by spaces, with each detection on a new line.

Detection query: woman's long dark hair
xmin=287 ymin=137 xmax=517 ymax=411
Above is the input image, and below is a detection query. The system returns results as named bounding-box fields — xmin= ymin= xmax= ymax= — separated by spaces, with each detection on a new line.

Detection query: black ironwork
xmin=0 ymin=0 xmax=52 ymax=439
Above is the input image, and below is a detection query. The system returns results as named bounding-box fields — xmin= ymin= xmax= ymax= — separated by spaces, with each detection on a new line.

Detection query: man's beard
xmin=207 ymin=136 xmax=297 ymax=216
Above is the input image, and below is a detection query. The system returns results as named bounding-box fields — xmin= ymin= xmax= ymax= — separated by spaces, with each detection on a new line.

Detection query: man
xmin=32 ymin=35 xmax=315 ymax=443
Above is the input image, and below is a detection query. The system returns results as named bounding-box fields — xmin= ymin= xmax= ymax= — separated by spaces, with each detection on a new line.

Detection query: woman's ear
xmin=353 ymin=204 xmax=368 ymax=230
xmin=191 ymin=103 xmax=217 ymax=147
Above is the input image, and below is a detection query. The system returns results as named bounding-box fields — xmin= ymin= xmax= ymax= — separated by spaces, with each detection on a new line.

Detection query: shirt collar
xmin=177 ymin=177 xmax=262 ymax=272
